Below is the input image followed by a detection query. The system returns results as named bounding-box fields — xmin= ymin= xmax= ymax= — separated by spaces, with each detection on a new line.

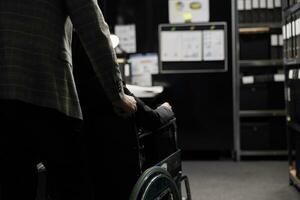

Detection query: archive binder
xmin=274 ymin=0 xmax=282 ymax=22
xmin=259 ymin=0 xmax=268 ymax=22
xmin=239 ymin=0 xmax=282 ymax=23
xmin=287 ymin=18 xmax=293 ymax=59
xmin=278 ymin=34 xmax=283 ymax=59
xmin=245 ymin=0 xmax=253 ymax=23
xmin=282 ymin=0 xmax=288 ymax=10
xmin=283 ymin=24 xmax=287 ymax=59
xmin=267 ymin=0 xmax=275 ymax=22
xmin=252 ymin=0 xmax=260 ymax=22
xmin=238 ymin=0 xmax=246 ymax=23
xmin=270 ymin=34 xmax=279 ymax=59
xmin=296 ymin=12 xmax=300 ymax=59
xmin=292 ymin=17 xmax=297 ymax=58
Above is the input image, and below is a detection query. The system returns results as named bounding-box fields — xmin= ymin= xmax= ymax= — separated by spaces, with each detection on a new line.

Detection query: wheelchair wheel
xmin=130 ymin=166 xmax=180 ymax=200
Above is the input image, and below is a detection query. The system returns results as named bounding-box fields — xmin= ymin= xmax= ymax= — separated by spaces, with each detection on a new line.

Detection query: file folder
xmin=274 ymin=0 xmax=282 ymax=22
xmin=270 ymin=34 xmax=279 ymax=59
xmin=245 ymin=0 xmax=253 ymax=23
xmin=259 ymin=0 xmax=268 ymax=22
xmin=252 ymin=0 xmax=260 ymax=22
xmin=267 ymin=0 xmax=275 ymax=22
xmin=238 ymin=0 xmax=246 ymax=23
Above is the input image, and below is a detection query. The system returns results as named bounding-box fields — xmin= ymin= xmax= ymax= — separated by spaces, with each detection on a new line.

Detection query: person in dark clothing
xmin=0 ymin=1 xmax=137 ymax=200
xmin=72 ymin=32 xmax=174 ymax=199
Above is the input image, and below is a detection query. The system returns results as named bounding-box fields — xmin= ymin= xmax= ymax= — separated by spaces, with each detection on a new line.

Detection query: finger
xmin=133 ymin=104 xmax=137 ymax=112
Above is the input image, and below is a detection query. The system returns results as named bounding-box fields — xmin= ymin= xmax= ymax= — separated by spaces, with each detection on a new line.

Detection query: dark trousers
xmin=83 ymin=114 xmax=141 ymax=199
xmin=0 ymin=100 xmax=92 ymax=200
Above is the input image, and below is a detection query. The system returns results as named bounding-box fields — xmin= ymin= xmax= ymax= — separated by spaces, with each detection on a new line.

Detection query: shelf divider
xmin=239 ymin=59 xmax=283 ymax=67
xmin=241 ymin=151 xmax=288 ymax=156
xmin=240 ymin=110 xmax=287 ymax=118
xmin=238 ymin=23 xmax=282 ymax=29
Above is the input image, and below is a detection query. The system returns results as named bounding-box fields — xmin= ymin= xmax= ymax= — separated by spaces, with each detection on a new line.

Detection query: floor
xmin=182 ymin=161 xmax=300 ymax=200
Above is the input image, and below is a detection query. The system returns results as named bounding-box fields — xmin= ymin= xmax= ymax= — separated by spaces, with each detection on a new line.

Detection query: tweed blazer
xmin=0 ymin=0 xmax=124 ymax=119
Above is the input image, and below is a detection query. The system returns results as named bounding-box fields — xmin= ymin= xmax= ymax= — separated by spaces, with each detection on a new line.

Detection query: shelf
xmin=284 ymin=58 xmax=300 ymax=66
xmin=240 ymin=150 xmax=288 ymax=156
xmin=238 ymin=23 xmax=282 ymax=29
xmin=290 ymin=168 xmax=300 ymax=190
xmin=288 ymin=122 xmax=300 ymax=133
xmin=240 ymin=110 xmax=287 ymax=118
xmin=284 ymin=3 xmax=300 ymax=18
xmin=239 ymin=59 xmax=283 ymax=67
xmin=239 ymin=27 xmax=270 ymax=34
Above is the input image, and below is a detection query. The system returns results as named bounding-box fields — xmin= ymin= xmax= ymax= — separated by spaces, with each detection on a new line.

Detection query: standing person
xmin=72 ymin=32 xmax=175 ymax=199
xmin=0 ymin=1 xmax=136 ymax=200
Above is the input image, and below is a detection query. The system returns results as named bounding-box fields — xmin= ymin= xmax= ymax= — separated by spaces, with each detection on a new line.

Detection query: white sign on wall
xmin=160 ymin=29 xmax=225 ymax=62
xmin=161 ymin=31 xmax=203 ymax=61
xmin=114 ymin=24 xmax=137 ymax=53
xmin=203 ymin=30 xmax=225 ymax=61
xmin=169 ymin=0 xmax=210 ymax=23
xmin=129 ymin=54 xmax=159 ymax=87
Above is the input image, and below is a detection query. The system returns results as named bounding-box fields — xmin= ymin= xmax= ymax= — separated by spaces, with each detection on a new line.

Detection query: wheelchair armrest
xmin=138 ymin=118 xmax=177 ymax=140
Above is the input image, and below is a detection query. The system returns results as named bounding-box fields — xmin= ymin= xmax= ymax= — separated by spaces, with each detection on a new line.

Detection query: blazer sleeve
xmin=154 ymin=105 xmax=175 ymax=126
xmin=64 ymin=0 xmax=124 ymax=102
xmin=135 ymin=98 xmax=174 ymax=130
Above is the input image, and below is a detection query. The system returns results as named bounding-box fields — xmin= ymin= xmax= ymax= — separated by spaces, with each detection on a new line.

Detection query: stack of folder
xmin=240 ymin=32 xmax=283 ymax=60
xmin=270 ymin=33 xmax=284 ymax=59
xmin=283 ymin=12 xmax=300 ymax=60
xmin=238 ymin=0 xmax=282 ymax=23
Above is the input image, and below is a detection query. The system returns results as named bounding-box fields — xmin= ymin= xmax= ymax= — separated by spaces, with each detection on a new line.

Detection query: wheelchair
xmin=130 ymin=118 xmax=192 ymax=200
xmin=35 ymin=118 xmax=191 ymax=200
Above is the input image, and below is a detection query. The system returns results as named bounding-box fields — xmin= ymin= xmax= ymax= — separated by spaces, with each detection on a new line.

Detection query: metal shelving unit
xmin=239 ymin=23 xmax=282 ymax=35
xmin=240 ymin=110 xmax=286 ymax=117
xmin=283 ymin=1 xmax=300 ymax=191
xmin=284 ymin=58 xmax=300 ymax=66
xmin=239 ymin=22 xmax=283 ymax=29
xmin=235 ymin=4 xmax=286 ymax=161
xmin=240 ymin=59 xmax=283 ymax=67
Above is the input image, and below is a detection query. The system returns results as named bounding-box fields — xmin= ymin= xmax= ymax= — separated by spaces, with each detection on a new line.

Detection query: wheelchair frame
xmin=130 ymin=118 xmax=192 ymax=200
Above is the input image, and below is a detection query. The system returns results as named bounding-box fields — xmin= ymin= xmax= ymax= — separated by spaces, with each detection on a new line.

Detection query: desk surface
xmin=126 ymin=85 xmax=164 ymax=98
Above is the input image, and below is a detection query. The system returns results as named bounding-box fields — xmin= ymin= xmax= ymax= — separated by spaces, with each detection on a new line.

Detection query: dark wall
xmin=100 ymin=0 xmax=234 ymax=154
xmin=100 ymin=0 xmax=169 ymax=53
xmin=152 ymin=0 xmax=234 ymax=153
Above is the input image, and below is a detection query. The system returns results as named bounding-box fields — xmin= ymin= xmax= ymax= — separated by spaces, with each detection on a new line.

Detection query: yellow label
xmin=183 ymin=12 xmax=192 ymax=22
xmin=210 ymin=25 xmax=216 ymax=30
xmin=190 ymin=2 xmax=202 ymax=10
